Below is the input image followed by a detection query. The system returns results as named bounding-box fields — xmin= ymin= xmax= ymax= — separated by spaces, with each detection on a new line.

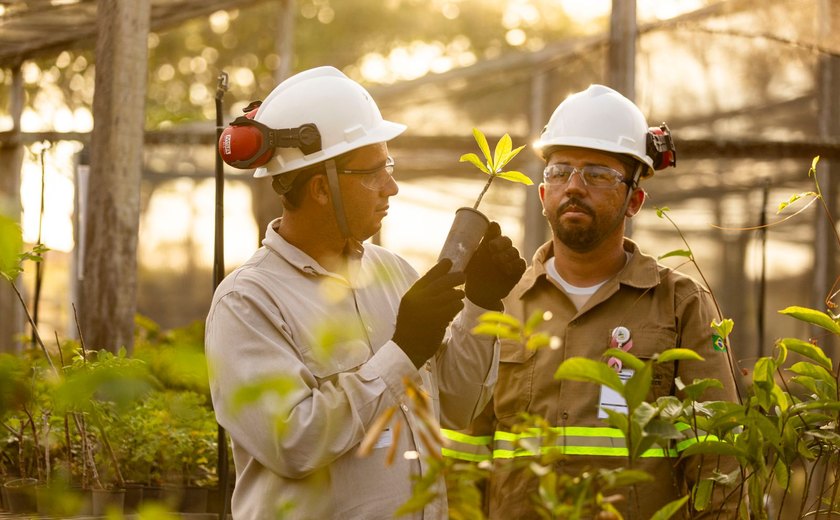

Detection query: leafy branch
xmin=459 ymin=128 xmax=532 ymax=210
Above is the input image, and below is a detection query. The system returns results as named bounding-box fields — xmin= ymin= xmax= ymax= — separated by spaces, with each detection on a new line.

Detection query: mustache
xmin=558 ymin=198 xmax=594 ymax=216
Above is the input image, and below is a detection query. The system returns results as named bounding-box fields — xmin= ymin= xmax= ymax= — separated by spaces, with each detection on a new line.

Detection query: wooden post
xmin=815 ymin=0 xmax=839 ymax=358
xmin=523 ymin=70 xmax=548 ymax=259
xmin=0 ymin=63 xmax=25 ymax=353
xmin=251 ymin=0 xmax=297 ymax=245
xmin=608 ymin=0 xmax=638 ymax=238
xmin=79 ymin=0 xmax=150 ymax=355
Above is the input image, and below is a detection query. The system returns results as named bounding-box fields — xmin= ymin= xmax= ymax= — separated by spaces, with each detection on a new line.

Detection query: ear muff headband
xmin=646 ymin=123 xmax=677 ymax=171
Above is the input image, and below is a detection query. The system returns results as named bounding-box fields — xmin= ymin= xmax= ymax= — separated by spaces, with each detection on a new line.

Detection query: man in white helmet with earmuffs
xmin=205 ymin=66 xmax=525 ymax=519
xmin=449 ymin=85 xmax=741 ymax=519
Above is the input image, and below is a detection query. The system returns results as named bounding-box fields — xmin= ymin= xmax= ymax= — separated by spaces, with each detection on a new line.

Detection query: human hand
xmin=464 ymin=222 xmax=526 ymax=310
xmin=392 ymin=259 xmax=466 ymax=368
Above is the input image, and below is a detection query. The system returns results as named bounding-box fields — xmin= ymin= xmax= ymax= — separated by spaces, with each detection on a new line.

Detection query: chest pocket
xmin=494 ymin=339 xmax=538 ymax=420
xmin=623 ymin=328 xmax=678 ymax=399
xmin=305 ymin=339 xmax=371 ymax=379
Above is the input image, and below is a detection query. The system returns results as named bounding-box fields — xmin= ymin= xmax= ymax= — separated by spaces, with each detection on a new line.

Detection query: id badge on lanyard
xmin=598 ymin=326 xmax=634 ymax=418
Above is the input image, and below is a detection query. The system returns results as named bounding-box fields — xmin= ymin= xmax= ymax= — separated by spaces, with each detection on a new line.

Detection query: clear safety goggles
xmin=340 ymin=156 xmax=395 ymax=191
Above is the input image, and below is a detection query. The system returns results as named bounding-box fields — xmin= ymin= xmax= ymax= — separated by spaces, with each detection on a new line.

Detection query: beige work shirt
xmin=458 ymin=239 xmax=740 ymax=519
xmin=205 ymin=219 xmax=499 ymax=519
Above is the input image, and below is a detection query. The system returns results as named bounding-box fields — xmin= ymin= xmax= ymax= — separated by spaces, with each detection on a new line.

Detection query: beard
xmin=548 ymin=197 xmax=624 ymax=253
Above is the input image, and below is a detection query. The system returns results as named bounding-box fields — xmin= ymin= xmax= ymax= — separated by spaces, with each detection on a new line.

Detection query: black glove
xmin=464 ymin=222 xmax=527 ymax=310
xmin=392 ymin=259 xmax=466 ymax=368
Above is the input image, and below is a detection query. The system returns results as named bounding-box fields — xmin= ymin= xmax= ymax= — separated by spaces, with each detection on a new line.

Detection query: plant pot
xmin=91 ymin=487 xmax=125 ymax=516
xmin=438 ymin=207 xmax=490 ymax=273
xmin=3 ymin=477 xmax=39 ymax=513
xmin=177 ymin=485 xmax=209 ymax=513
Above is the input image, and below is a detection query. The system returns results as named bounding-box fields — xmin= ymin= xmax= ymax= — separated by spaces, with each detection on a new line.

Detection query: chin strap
xmin=324 ymin=159 xmax=352 ymax=239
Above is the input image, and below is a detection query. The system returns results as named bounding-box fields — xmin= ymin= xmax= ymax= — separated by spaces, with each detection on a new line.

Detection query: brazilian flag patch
xmin=712 ymin=334 xmax=726 ymax=352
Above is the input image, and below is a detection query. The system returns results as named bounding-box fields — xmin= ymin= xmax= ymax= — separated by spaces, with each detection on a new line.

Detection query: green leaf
xmin=470 ymin=323 xmax=519 ymax=340
xmin=523 ymin=309 xmax=546 ymax=335
xmin=651 ymin=496 xmax=689 ymax=520
xmin=680 ymin=378 xmax=723 ymax=401
xmin=459 ymin=152 xmax=490 ymax=174
xmin=496 ymin=170 xmax=534 ymax=185
xmin=655 ymin=207 xmax=671 ymax=218
xmin=788 ymin=362 xmax=837 ymax=395
xmin=605 ymin=469 xmax=654 ymax=488
xmin=525 ymin=332 xmax=550 ymax=351
xmin=692 ymin=479 xmax=713 ymax=512
xmin=492 ymin=133 xmax=512 ymax=172
xmin=774 ymin=456 xmax=789 ymax=489
xmin=658 ymin=249 xmax=692 ymax=261
xmin=604 ymin=348 xmax=644 ymax=371
xmin=472 ymin=128 xmax=492 ymax=166
xmin=779 ymin=306 xmax=840 ymax=335
xmin=554 ymin=357 xmax=623 ymax=393
xmin=625 ymin=362 xmax=653 ymax=409
xmin=0 ymin=215 xmax=23 ymax=280
xmin=657 ymin=348 xmax=704 ymax=363
xmin=497 ymin=144 xmax=526 ymax=170
xmin=681 ymin=440 xmax=741 ymax=458
xmin=811 ymin=155 xmax=820 ymax=172
xmin=777 ymin=192 xmax=817 ymax=213
xmin=778 ymin=337 xmax=832 ymax=371
xmin=711 ymin=318 xmax=734 ymax=339
xmin=479 ymin=311 xmax=522 ymax=329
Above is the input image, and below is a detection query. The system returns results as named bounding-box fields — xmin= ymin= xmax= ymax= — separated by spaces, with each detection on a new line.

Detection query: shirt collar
xmin=513 ymin=238 xmax=660 ymax=300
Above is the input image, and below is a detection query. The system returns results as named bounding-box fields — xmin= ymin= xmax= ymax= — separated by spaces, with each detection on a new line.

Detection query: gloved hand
xmin=392 ymin=259 xmax=466 ymax=369
xmin=464 ymin=222 xmax=526 ymax=310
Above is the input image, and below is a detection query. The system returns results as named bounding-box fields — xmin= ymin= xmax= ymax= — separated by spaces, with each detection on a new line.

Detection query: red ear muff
xmin=219 ymin=102 xmax=275 ymax=169
xmin=646 ymin=123 xmax=677 ymax=170
xmin=218 ymin=100 xmax=323 ymax=170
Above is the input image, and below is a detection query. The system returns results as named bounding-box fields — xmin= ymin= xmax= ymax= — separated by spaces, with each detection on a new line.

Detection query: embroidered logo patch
xmin=712 ymin=333 xmax=726 ymax=352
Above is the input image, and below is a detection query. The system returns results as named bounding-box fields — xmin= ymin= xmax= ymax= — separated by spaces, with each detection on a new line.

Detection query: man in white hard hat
xmin=449 ymin=85 xmax=741 ymax=519
xmin=205 ymin=66 xmax=526 ymax=519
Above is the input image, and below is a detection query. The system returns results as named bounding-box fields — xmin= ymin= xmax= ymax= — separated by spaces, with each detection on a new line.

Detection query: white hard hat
xmin=252 ymin=66 xmax=406 ymax=178
xmin=534 ymin=84 xmax=655 ymax=177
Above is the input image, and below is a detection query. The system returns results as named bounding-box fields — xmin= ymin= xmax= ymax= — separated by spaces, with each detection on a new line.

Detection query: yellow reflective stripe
xmin=441 ymin=428 xmax=492 ymax=446
xmin=441 ymin=447 xmax=491 ymax=462
xmin=491 ymin=425 xmax=719 ymax=459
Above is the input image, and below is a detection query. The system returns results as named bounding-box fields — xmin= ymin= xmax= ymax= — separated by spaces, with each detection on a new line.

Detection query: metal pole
xmin=214 ymin=70 xmax=230 ymax=520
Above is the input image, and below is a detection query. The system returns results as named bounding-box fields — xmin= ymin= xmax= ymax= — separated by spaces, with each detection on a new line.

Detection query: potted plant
xmin=438 ymin=128 xmax=532 ymax=272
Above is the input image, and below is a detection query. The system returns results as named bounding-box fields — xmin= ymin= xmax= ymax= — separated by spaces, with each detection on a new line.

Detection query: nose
xmin=383 ymin=173 xmax=399 ymax=197
xmin=563 ymin=169 xmax=588 ymax=193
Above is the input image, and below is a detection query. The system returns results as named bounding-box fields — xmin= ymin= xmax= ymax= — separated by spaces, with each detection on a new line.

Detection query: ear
xmin=308 ymin=174 xmax=331 ymax=206
xmin=538 ymin=182 xmax=547 ymax=206
xmin=625 ymin=186 xmax=646 ymax=217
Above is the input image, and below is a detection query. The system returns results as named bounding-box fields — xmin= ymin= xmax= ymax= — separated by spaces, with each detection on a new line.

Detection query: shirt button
xmin=400 ymin=404 xmax=409 ymax=413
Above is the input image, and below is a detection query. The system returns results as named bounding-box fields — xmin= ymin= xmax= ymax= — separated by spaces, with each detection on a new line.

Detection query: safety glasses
xmin=543 ymin=163 xmax=628 ymax=188
xmin=340 ymin=156 xmax=395 ymax=191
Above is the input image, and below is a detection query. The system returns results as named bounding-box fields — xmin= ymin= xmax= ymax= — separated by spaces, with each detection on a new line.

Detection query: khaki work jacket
xmin=444 ymin=239 xmax=741 ymax=519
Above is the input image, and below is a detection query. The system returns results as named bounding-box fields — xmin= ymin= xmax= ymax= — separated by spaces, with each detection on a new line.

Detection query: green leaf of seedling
xmin=692 ymin=480 xmax=713 ymax=513
xmin=778 ymin=337 xmax=832 ymax=371
xmin=657 ymin=348 xmax=704 ymax=363
xmin=497 ymin=144 xmax=526 ymax=170
xmin=603 ymin=408 xmax=629 ymax=433
xmin=681 ymin=440 xmax=741 ymax=458
xmin=459 ymin=152 xmax=490 ymax=174
xmin=810 ymin=155 xmax=820 ymax=173
xmin=779 ymin=306 xmax=840 ymax=335
xmin=605 ymin=469 xmax=654 ymax=488
xmin=651 ymin=496 xmax=689 ymax=520
xmin=658 ymin=249 xmax=692 ymax=261
xmin=655 ymin=207 xmax=671 ymax=218
xmin=679 ymin=378 xmax=723 ymax=402
xmin=471 ymin=323 xmax=519 ymax=340
xmin=625 ymin=362 xmax=652 ymax=409
xmin=478 ymin=310 xmax=522 ymax=329
xmin=493 ymin=134 xmax=513 ymax=172
xmin=788 ymin=362 xmax=837 ymax=395
xmin=603 ymin=348 xmax=644 ymax=372
xmin=777 ymin=192 xmax=817 ymax=213
xmin=711 ymin=319 xmax=734 ymax=339
xmin=496 ymin=170 xmax=534 ymax=185
xmin=554 ymin=357 xmax=623 ymax=393
xmin=523 ymin=309 xmax=546 ymax=335
xmin=526 ymin=332 xmax=551 ymax=351
xmin=472 ymin=128 xmax=492 ymax=166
